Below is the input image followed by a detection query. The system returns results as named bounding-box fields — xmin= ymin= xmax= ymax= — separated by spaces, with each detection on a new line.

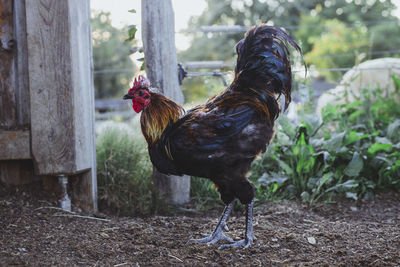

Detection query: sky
xmin=90 ymin=0 xmax=207 ymax=51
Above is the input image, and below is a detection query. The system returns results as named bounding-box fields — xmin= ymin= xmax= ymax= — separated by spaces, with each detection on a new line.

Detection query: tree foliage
xmin=303 ymin=19 xmax=369 ymax=81
xmin=179 ymin=0 xmax=400 ymax=91
xmin=91 ymin=11 xmax=137 ymax=99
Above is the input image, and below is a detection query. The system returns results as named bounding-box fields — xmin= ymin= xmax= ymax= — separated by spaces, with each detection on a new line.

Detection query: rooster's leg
xmin=218 ymin=198 xmax=255 ymax=249
xmin=187 ymin=199 xmax=235 ymax=245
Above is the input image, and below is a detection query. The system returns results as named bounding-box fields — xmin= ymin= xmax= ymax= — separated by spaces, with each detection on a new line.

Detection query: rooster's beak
xmin=123 ymin=93 xmax=133 ymax=100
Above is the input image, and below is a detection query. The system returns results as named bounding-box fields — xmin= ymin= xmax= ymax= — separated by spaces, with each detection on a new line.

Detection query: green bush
xmin=251 ymin=76 xmax=400 ymax=205
xmin=96 ymin=127 xmax=159 ymax=215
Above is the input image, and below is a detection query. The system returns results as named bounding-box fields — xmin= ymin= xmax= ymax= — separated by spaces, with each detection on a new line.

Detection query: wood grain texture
xmin=14 ymin=0 xmax=30 ymax=126
xmin=26 ymin=0 xmax=95 ymax=175
xmin=26 ymin=0 xmax=75 ymax=174
xmin=0 ymin=0 xmax=17 ymax=128
xmin=0 ymin=130 xmax=30 ymax=160
xmin=0 ymin=160 xmax=39 ymax=185
xmin=25 ymin=0 xmax=97 ymax=210
xmin=68 ymin=0 xmax=97 ymax=211
xmin=141 ymin=0 xmax=189 ymax=204
xmin=141 ymin=0 xmax=184 ymax=103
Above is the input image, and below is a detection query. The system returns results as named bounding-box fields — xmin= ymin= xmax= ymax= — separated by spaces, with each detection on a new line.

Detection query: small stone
xmin=100 ymin=232 xmax=110 ymax=238
xmin=350 ymin=206 xmax=358 ymax=212
xmin=307 ymin=236 xmax=316 ymax=245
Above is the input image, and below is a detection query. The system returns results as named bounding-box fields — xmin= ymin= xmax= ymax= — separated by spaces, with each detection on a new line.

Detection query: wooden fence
xmin=0 ymin=0 xmax=97 ymax=211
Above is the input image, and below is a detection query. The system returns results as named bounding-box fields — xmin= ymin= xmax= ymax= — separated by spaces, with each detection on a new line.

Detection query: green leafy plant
xmin=251 ymin=76 xmax=400 ymax=205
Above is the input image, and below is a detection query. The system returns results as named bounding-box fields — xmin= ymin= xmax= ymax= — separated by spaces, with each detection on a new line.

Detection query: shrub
xmin=96 ymin=127 xmax=157 ymax=215
xmin=251 ymin=76 xmax=400 ymax=205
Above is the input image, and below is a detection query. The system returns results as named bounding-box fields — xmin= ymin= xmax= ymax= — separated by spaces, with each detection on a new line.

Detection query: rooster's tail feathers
xmin=234 ymin=25 xmax=303 ymax=111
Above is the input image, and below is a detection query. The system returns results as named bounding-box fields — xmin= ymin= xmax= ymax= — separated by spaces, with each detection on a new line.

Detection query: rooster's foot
xmin=187 ymin=200 xmax=236 ymax=246
xmin=218 ymin=198 xmax=255 ymax=249
xmin=218 ymin=237 xmax=253 ymax=249
xmin=188 ymin=231 xmax=234 ymax=246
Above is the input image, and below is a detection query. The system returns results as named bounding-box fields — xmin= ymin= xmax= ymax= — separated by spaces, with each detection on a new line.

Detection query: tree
xmin=91 ymin=11 xmax=137 ymax=99
xmin=304 ymin=19 xmax=369 ymax=81
xmin=179 ymin=0 xmax=399 ymax=88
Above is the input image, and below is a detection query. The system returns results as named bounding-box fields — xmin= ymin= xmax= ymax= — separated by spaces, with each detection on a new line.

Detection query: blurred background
xmin=91 ymin=0 xmax=400 ymax=104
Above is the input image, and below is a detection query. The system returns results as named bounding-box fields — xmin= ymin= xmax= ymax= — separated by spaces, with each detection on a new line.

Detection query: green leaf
xmin=392 ymin=74 xmax=400 ymax=92
xmin=324 ymin=132 xmax=345 ymax=152
xmin=319 ymin=172 xmax=334 ymax=189
xmin=126 ymin=25 xmax=137 ymax=42
xmin=345 ymin=100 xmax=362 ymax=109
xmin=301 ymin=191 xmax=310 ymax=202
xmin=326 ymin=179 xmax=359 ymax=193
xmin=387 ymin=119 xmax=400 ymax=143
xmin=321 ymin=103 xmax=337 ymax=122
xmin=275 ymin=158 xmax=293 ymax=175
xmin=301 ymin=114 xmax=321 ymax=135
xmin=349 ymin=110 xmax=365 ymax=121
xmin=344 ymin=152 xmax=364 ymax=177
xmin=344 ymin=131 xmax=370 ymax=146
xmin=278 ymin=115 xmax=296 ymax=139
xmin=272 ymin=183 xmax=279 ymax=193
xmin=128 ymin=9 xmax=137 ymax=13
xmin=258 ymin=172 xmax=288 ymax=186
xmin=367 ymin=143 xmax=393 ymax=157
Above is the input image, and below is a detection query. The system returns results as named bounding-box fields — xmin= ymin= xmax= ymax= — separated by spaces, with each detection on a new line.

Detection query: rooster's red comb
xmin=131 ymin=75 xmax=150 ymax=91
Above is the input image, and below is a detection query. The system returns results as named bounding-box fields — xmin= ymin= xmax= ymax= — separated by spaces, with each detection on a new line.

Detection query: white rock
xmin=317 ymin=58 xmax=400 ymax=115
xmin=307 ymin=236 xmax=317 ymax=245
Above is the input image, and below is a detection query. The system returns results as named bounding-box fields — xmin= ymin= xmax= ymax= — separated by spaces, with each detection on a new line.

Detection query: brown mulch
xmin=1 ymin=184 xmax=399 ymax=266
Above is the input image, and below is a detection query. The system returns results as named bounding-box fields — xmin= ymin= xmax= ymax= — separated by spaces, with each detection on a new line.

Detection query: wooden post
xmin=0 ymin=0 xmax=35 ymax=185
xmin=0 ymin=0 xmax=97 ymax=210
xmin=141 ymin=0 xmax=190 ymax=204
xmin=23 ymin=0 xmax=97 ymax=211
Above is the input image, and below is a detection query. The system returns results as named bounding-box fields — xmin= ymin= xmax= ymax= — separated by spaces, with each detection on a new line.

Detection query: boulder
xmin=316 ymin=58 xmax=400 ymax=115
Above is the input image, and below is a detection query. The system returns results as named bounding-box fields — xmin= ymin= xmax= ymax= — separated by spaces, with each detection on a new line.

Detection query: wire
xmin=304 ymin=50 xmax=400 ymax=60
xmin=179 ymin=20 xmax=399 ymax=34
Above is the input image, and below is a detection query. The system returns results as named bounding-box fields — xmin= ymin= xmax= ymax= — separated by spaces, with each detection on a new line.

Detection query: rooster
xmin=124 ymin=25 xmax=302 ymax=249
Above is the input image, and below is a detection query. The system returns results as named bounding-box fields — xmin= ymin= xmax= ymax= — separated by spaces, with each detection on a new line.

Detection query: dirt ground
xmin=1 ymin=184 xmax=399 ymax=267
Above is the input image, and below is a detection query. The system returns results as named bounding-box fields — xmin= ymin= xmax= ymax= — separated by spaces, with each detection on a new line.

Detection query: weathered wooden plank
xmin=0 ymin=0 xmax=17 ymax=128
xmin=14 ymin=0 xmax=30 ymax=126
xmin=26 ymin=0 xmax=76 ymax=174
xmin=68 ymin=0 xmax=97 ymax=210
xmin=141 ymin=0 xmax=185 ymax=103
xmin=25 ymin=0 xmax=93 ymax=173
xmin=142 ymin=0 xmax=190 ymax=205
xmin=25 ymin=0 xmax=97 ymax=210
xmin=0 ymin=160 xmax=39 ymax=185
xmin=0 ymin=130 xmax=30 ymax=160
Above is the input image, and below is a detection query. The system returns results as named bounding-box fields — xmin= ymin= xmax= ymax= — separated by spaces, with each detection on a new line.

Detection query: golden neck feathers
xmin=140 ymin=93 xmax=184 ymax=147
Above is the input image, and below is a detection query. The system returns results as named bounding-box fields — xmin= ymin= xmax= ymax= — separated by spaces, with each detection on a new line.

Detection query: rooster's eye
xmin=144 ymin=95 xmax=150 ymax=99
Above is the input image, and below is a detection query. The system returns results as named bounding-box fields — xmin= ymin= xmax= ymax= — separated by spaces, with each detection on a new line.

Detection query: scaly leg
xmin=218 ymin=198 xmax=255 ymax=249
xmin=187 ymin=199 xmax=236 ymax=245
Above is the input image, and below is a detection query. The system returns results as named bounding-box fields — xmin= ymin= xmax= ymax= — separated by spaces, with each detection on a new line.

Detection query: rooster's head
xmin=123 ymin=75 xmax=151 ymax=113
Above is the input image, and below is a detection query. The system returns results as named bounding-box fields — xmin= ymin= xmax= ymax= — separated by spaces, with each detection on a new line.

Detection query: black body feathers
xmin=144 ymin=25 xmax=302 ymax=205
